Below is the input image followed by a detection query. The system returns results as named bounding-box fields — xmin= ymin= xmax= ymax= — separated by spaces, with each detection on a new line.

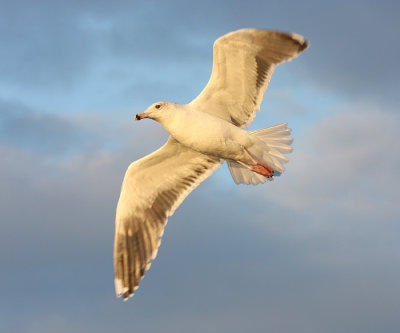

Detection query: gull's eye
xmin=155 ymin=104 xmax=161 ymax=109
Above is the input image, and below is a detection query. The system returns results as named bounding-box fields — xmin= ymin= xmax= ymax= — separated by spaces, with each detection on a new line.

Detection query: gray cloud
xmin=257 ymin=103 xmax=400 ymax=220
xmin=296 ymin=1 xmax=400 ymax=108
xmin=1 ymin=106 xmax=400 ymax=332
xmin=0 ymin=99 xmax=87 ymax=154
xmin=0 ymin=97 xmax=165 ymax=155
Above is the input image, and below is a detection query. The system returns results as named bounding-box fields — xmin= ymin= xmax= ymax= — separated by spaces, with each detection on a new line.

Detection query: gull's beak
xmin=134 ymin=112 xmax=149 ymax=121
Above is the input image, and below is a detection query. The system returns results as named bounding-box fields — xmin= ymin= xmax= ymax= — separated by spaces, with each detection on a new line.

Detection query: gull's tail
xmin=228 ymin=123 xmax=293 ymax=185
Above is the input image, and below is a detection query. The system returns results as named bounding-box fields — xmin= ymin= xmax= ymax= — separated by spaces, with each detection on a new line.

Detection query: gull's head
xmin=135 ymin=102 xmax=175 ymax=122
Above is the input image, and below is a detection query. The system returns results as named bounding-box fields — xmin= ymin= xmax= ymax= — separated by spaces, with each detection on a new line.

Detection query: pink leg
xmin=239 ymin=145 xmax=274 ymax=178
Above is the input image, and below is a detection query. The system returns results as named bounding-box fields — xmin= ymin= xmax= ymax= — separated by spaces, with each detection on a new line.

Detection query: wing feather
xmin=190 ymin=29 xmax=309 ymax=128
xmin=114 ymin=137 xmax=221 ymax=299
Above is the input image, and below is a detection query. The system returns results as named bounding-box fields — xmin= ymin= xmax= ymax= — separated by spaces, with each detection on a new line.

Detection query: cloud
xmin=2 ymin=103 xmax=400 ymax=333
xmin=0 ymin=99 xmax=87 ymax=154
xmin=286 ymin=0 xmax=400 ymax=108
xmin=257 ymin=103 xmax=400 ymax=221
xmin=0 ymin=97 xmax=169 ymax=156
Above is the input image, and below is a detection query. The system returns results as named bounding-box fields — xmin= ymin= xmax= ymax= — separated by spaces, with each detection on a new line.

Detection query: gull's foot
xmin=239 ymin=145 xmax=274 ymax=178
xmin=248 ymin=163 xmax=274 ymax=178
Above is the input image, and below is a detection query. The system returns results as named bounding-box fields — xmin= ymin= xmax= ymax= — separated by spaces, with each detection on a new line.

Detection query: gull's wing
xmin=190 ymin=29 xmax=309 ymax=128
xmin=114 ymin=137 xmax=221 ymax=300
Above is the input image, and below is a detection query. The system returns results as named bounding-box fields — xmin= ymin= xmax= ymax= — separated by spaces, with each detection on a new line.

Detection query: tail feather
xmin=228 ymin=123 xmax=293 ymax=185
xmin=266 ymin=142 xmax=292 ymax=153
xmin=269 ymin=150 xmax=289 ymax=163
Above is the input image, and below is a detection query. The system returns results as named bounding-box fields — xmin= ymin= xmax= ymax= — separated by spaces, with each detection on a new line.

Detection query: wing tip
xmin=114 ymin=278 xmax=128 ymax=297
xmin=220 ymin=28 xmax=310 ymax=54
xmin=289 ymin=32 xmax=310 ymax=52
xmin=115 ymin=278 xmax=139 ymax=301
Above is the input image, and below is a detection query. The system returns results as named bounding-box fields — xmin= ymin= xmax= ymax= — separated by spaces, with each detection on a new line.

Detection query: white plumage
xmin=114 ymin=29 xmax=309 ymax=300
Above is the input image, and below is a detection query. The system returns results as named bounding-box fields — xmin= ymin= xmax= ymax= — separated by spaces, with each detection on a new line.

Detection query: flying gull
xmin=114 ymin=29 xmax=309 ymax=300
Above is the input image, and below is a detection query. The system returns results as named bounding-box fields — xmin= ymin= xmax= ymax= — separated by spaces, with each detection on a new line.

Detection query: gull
xmin=114 ymin=29 xmax=309 ymax=300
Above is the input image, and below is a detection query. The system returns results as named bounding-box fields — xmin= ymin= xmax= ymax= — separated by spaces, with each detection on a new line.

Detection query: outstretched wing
xmin=190 ymin=29 xmax=309 ymax=128
xmin=114 ymin=137 xmax=221 ymax=300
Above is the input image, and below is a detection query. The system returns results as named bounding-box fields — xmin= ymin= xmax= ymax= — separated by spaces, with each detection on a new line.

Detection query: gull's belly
xmin=184 ymin=133 xmax=242 ymax=160
xmin=166 ymin=112 xmax=250 ymax=161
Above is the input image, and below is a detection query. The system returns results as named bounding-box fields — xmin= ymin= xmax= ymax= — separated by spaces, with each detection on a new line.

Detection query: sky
xmin=1 ymin=0 xmax=400 ymax=332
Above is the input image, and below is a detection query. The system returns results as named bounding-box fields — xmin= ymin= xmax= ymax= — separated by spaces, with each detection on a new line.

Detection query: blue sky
xmin=1 ymin=1 xmax=400 ymax=332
